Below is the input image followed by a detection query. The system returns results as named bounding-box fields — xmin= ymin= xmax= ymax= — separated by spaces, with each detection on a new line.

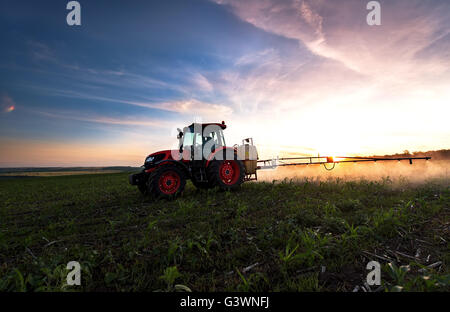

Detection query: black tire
xmin=148 ymin=166 xmax=186 ymax=199
xmin=207 ymin=159 xmax=245 ymax=191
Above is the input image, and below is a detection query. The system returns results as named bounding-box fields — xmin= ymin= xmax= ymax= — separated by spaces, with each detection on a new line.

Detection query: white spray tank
xmin=237 ymin=138 xmax=258 ymax=175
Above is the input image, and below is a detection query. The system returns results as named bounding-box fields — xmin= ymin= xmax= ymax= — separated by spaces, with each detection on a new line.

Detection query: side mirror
xmin=177 ymin=131 xmax=183 ymax=139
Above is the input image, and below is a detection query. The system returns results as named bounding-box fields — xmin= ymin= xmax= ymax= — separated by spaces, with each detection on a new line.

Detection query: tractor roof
xmin=188 ymin=121 xmax=227 ymax=130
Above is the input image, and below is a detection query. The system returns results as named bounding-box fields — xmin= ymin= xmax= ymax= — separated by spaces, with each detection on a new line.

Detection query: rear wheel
xmin=148 ymin=166 xmax=186 ymax=199
xmin=207 ymin=159 xmax=245 ymax=190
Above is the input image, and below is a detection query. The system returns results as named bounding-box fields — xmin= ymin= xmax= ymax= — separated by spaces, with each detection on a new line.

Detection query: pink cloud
xmin=1 ymin=94 xmax=16 ymax=113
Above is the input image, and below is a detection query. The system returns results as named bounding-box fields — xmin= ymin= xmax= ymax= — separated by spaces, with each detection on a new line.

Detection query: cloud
xmin=22 ymin=48 xmax=233 ymax=120
xmin=213 ymin=0 xmax=326 ymax=52
xmin=27 ymin=40 xmax=57 ymax=62
xmin=213 ymin=0 xmax=450 ymax=73
xmin=30 ymin=109 xmax=174 ymax=128
xmin=30 ymin=85 xmax=233 ymax=120
xmin=295 ymin=0 xmax=324 ymax=43
xmin=190 ymin=72 xmax=214 ymax=92
xmin=1 ymin=94 xmax=16 ymax=113
xmin=127 ymin=99 xmax=233 ymax=117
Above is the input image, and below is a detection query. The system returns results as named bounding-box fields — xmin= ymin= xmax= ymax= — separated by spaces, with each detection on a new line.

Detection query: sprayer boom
xmin=257 ymin=155 xmax=431 ymax=171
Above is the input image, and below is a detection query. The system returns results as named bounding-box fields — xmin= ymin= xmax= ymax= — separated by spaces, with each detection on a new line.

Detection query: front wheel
xmin=207 ymin=159 xmax=245 ymax=190
xmin=148 ymin=166 xmax=186 ymax=199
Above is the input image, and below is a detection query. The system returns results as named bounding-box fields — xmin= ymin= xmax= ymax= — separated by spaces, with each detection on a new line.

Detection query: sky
xmin=0 ymin=0 xmax=449 ymax=167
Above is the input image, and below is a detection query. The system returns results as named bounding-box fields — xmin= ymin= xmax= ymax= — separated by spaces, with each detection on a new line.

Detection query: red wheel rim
xmin=158 ymin=171 xmax=180 ymax=195
xmin=219 ymin=160 xmax=240 ymax=185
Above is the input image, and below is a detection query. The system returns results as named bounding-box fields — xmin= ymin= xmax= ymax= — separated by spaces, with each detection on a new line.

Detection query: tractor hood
xmin=148 ymin=150 xmax=172 ymax=159
xmin=146 ymin=150 xmax=182 ymax=162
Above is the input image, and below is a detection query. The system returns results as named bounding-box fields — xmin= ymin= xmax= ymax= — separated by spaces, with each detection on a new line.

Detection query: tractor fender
xmin=149 ymin=159 xmax=191 ymax=178
xmin=206 ymin=147 xmax=237 ymax=167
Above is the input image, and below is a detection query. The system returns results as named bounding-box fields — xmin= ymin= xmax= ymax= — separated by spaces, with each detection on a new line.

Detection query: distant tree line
xmin=381 ymin=149 xmax=450 ymax=160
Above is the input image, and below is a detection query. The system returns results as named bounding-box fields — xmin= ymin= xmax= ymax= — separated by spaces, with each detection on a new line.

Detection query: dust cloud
xmin=256 ymin=159 xmax=450 ymax=186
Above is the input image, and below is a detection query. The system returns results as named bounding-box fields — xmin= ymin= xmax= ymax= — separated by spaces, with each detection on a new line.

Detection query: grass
xmin=0 ymin=172 xmax=448 ymax=292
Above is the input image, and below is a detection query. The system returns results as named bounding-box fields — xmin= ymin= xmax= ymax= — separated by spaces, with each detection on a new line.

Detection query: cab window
xmin=183 ymin=132 xmax=194 ymax=147
xmin=204 ymin=129 xmax=225 ymax=146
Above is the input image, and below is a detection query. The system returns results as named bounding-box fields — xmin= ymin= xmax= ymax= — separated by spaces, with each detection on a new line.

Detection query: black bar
xmin=258 ymin=156 xmax=431 ymax=164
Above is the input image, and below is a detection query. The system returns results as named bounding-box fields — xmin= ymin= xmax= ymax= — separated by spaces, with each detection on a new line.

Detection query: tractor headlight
xmin=144 ymin=154 xmax=164 ymax=167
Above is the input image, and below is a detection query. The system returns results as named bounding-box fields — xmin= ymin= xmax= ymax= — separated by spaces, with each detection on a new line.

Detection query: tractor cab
xmin=177 ymin=121 xmax=227 ymax=161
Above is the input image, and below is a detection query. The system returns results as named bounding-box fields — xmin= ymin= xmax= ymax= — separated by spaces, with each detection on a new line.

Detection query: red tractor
xmin=129 ymin=121 xmax=258 ymax=199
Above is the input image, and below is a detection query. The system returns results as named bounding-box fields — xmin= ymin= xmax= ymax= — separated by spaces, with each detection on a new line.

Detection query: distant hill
xmin=0 ymin=166 xmax=141 ymax=174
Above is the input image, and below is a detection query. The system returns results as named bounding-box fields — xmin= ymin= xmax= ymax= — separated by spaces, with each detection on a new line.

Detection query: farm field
xmin=0 ymin=167 xmax=140 ymax=178
xmin=0 ymin=170 xmax=122 ymax=177
xmin=0 ymin=171 xmax=449 ymax=291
